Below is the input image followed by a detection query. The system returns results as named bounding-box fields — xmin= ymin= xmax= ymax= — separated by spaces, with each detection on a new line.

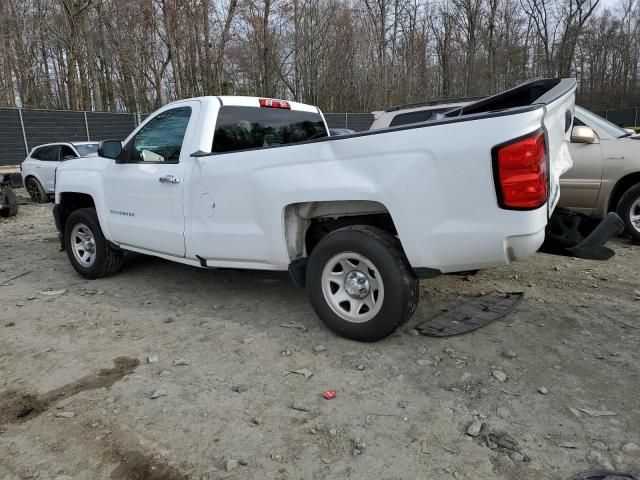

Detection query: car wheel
xmin=25 ymin=177 xmax=48 ymax=204
xmin=616 ymin=183 xmax=640 ymax=243
xmin=0 ymin=186 xmax=18 ymax=217
xmin=306 ymin=225 xmax=419 ymax=342
xmin=64 ymin=207 xmax=124 ymax=279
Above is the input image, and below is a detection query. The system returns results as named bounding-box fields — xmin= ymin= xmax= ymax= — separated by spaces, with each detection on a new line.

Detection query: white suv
xmin=21 ymin=142 xmax=99 ymax=203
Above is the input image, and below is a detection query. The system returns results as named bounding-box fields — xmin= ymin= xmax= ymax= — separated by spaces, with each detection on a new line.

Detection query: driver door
xmin=103 ymin=103 xmax=198 ymax=257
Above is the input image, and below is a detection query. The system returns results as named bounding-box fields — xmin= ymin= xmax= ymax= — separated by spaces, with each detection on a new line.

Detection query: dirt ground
xmin=1 ymin=191 xmax=639 ymax=480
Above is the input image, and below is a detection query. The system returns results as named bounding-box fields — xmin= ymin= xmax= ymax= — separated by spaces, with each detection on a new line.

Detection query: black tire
xmin=306 ymin=225 xmax=419 ymax=342
xmin=64 ymin=207 xmax=124 ymax=279
xmin=616 ymin=183 xmax=640 ymax=243
xmin=25 ymin=177 xmax=48 ymax=204
xmin=0 ymin=186 xmax=18 ymax=217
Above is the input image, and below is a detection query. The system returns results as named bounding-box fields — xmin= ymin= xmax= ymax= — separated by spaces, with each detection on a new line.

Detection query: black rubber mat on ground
xmin=572 ymin=470 xmax=639 ymax=480
xmin=417 ymin=291 xmax=524 ymax=337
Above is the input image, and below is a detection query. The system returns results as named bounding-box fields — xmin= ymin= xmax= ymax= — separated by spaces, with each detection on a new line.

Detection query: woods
xmin=0 ymin=0 xmax=638 ymax=114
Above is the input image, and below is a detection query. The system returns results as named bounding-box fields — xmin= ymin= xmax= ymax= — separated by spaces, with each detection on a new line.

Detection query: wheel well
xmin=608 ymin=172 xmax=640 ymax=212
xmin=284 ymin=201 xmax=397 ymax=260
xmin=58 ymin=192 xmax=96 ymax=232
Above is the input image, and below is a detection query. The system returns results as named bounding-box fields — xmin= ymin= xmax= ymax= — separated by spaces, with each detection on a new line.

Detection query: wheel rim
xmin=321 ymin=251 xmax=384 ymax=323
xmin=26 ymin=178 xmax=41 ymax=202
xmin=71 ymin=223 xmax=97 ymax=267
xmin=631 ymin=197 xmax=640 ymax=233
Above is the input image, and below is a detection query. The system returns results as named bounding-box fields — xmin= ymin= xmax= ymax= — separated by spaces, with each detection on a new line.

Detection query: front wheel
xmin=616 ymin=183 xmax=640 ymax=243
xmin=306 ymin=225 xmax=419 ymax=342
xmin=64 ymin=208 xmax=124 ymax=279
xmin=25 ymin=177 xmax=48 ymax=204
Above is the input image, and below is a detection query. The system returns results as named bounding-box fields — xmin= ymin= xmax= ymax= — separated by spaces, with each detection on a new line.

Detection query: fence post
xmin=345 ymin=113 xmax=348 ymax=129
xmin=635 ymin=107 xmax=638 ymax=127
xmin=84 ymin=111 xmax=90 ymax=141
xmin=17 ymin=108 xmax=29 ymax=154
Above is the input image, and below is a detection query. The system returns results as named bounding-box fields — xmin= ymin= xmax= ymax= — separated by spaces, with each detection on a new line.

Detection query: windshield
xmin=74 ymin=143 xmax=99 ymax=156
xmin=575 ymin=106 xmax=630 ymax=139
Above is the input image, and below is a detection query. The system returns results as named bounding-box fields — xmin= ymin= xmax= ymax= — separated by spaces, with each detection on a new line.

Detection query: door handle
xmin=159 ymin=175 xmax=180 ymax=184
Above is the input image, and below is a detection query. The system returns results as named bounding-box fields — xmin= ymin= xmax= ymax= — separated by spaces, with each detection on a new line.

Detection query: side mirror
xmin=62 ymin=155 xmax=75 ymax=161
xmin=98 ymin=140 xmax=123 ymax=159
xmin=571 ymin=126 xmax=598 ymax=144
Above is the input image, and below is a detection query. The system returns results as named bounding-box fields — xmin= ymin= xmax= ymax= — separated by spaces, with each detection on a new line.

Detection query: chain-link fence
xmin=1 ymin=105 xmax=637 ymax=167
xmin=0 ymin=108 xmax=140 ymax=167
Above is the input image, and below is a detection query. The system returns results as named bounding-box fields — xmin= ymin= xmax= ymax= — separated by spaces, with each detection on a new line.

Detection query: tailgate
xmin=538 ymin=79 xmax=576 ymax=214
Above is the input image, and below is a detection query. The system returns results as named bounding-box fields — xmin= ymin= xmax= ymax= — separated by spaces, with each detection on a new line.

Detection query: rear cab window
xmin=212 ymin=106 xmax=328 ymax=153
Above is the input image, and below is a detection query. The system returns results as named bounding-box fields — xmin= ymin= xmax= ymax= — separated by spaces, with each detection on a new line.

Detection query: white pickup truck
xmin=54 ymin=78 xmax=577 ymax=341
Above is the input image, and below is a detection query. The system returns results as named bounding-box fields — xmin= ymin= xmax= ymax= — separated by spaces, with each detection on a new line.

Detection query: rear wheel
xmin=306 ymin=225 xmax=419 ymax=342
xmin=25 ymin=177 xmax=48 ymax=204
xmin=616 ymin=183 xmax=640 ymax=243
xmin=64 ymin=208 xmax=124 ymax=279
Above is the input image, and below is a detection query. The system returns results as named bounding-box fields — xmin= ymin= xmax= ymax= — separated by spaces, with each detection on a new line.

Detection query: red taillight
xmin=259 ymin=98 xmax=291 ymax=109
xmin=493 ymin=131 xmax=548 ymax=210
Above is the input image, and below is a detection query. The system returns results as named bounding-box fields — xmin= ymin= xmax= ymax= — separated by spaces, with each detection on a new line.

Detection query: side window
xmin=389 ymin=110 xmax=435 ymax=127
xmin=60 ymin=146 xmax=77 ymax=160
xmin=124 ymin=107 xmax=192 ymax=163
xmin=34 ymin=146 xmax=60 ymax=161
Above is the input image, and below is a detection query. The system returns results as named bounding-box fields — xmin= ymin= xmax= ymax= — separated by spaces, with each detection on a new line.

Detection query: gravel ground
xmin=1 ymin=192 xmax=639 ymax=480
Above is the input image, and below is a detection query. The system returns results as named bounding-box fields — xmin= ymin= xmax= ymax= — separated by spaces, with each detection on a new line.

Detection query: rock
xmin=55 ymin=411 xmax=75 ymax=418
xmin=242 ymin=338 xmax=253 ymax=344
xmin=406 ymin=328 xmax=420 ymax=336
xmin=329 ymin=428 xmax=337 ymax=436
xmin=466 ymin=418 xmax=482 ymax=437
xmin=502 ymin=349 xmax=518 ymax=359
xmin=290 ymin=402 xmax=310 ymax=412
xmin=225 ymin=459 xmax=239 ymax=471
xmin=510 ymin=452 xmax=524 ymax=462
xmin=553 ymin=266 xmax=560 ymax=271
xmin=313 ymin=345 xmax=326 ymax=353
xmin=281 ymin=350 xmax=292 ymax=356
xmin=250 ymin=417 xmax=262 ymax=425
xmin=5 ymin=321 xmax=15 ymax=327
xmin=576 ymin=407 xmax=617 ymax=417
xmin=286 ymin=368 xmax=313 ymax=378
xmin=163 ymin=317 xmax=174 ymax=323
xmin=587 ymin=450 xmax=603 ymax=462
xmin=591 ymin=441 xmax=608 ymax=451
xmin=416 ymin=359 xmax=434 ymax=366
xmin=397 ymin=400 xmax=409 ymax=409
xmin=538 ymin=386 xmax=549 ymax=395
xmin=622 ymin=442 xmax=640 ymax=454
xmin=40 ymin=289 xmax=67 ymax=296
xmin=496 ymin=407 xmax=510 ymax=418
xmin=150 ymin=389 xmax=167 ymax=399
xmin=231 ymin=384 xmax=248 ymax=393
xmin=279 ymin=321 xmax=307 ymax=331
xmin=172 ymin=358 xmax=190 ymax=366
xmin=356 ymin=365 xmax=365 ymax=371
xmin=147 ymin=355 xmax=159 ymax=363
xmin=159 ymin=370 xmax=172 ymax=377
xmin=557 ymin=442 xmax=578 ymax=449
xmin=492 ymin=370 xmax=507 ymax=382
xmin=271 ymin=453 xmax=283 ymax=461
